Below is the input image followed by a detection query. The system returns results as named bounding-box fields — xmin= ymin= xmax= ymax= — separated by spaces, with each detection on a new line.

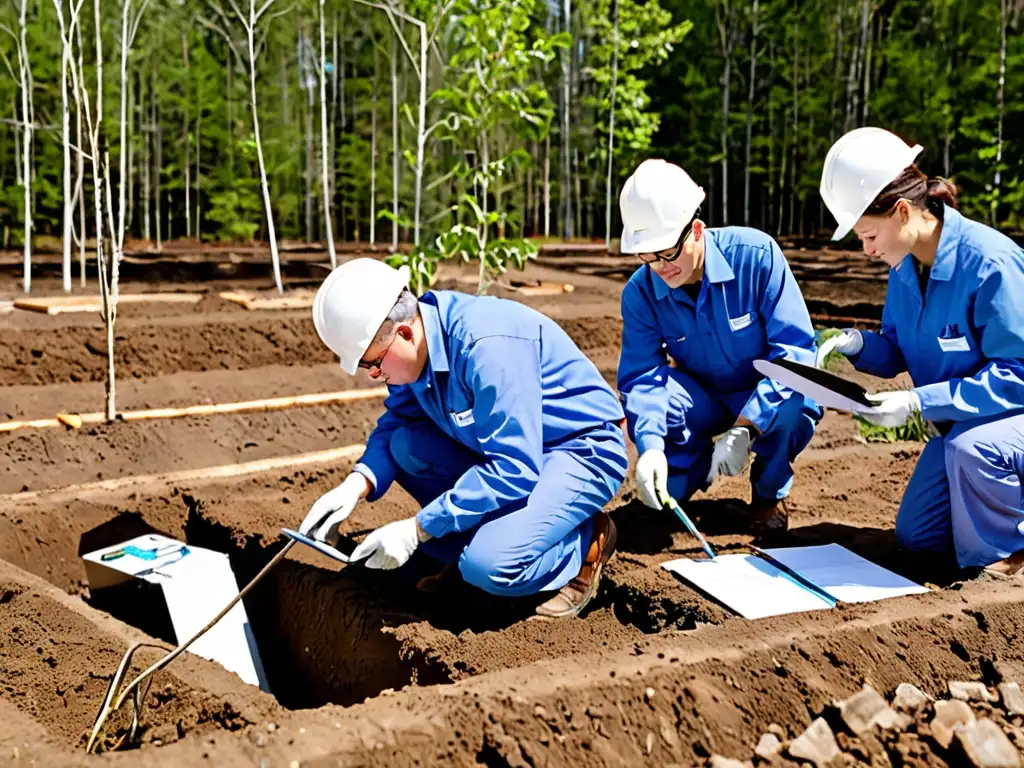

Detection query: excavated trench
xmin=0 ymin=495 xmax=454 ymax=741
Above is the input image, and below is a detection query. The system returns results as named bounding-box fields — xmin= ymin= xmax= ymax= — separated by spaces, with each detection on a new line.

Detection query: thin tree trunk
xmin=143 ymin=73 xmax=151 ymax=242
xmin=720 ymin=53 xmax=731 ymax=227
xmin=788 ymin=25 xmax=799 ymax=236
xmin=604 ymin=0 xmax=619 ymax=248
xmin=195 ymin=111 xmax=201 ymax=240
xmin=246 ymin=0 xmax=283 ymax=293
xmin=391 ymin=32 xmax=399 ymax=249
xmin=17 ymin=0 xmax=32 ymax=292
xmin=993 ymin=0 xmax=1007 ymax=225
xmin=183 ymin=31 xmax=191 ymax=240
xmin=155 ymin=96 xmax=162 ymax=250
xmin=743 ymin=0 xmax=759 ymax=228
xmin=56 ymin=0 xmax=73 ymax=293
xmin=543 ymin=132 xmax=551 ymax=237
xmin=370 ymin=44 xmax=378 ymax=247
xmin=319 ymin=0 xmax=336 ymax=266
xmin=561 ymin=0 xmax=572 ymax=239
xmin=305 ymin=87 xmax=314 ymax=242
xmin=127 ymin=71 xmax=135 ymax=235
xmin=76 ymin=15 xmax=86 ymax=285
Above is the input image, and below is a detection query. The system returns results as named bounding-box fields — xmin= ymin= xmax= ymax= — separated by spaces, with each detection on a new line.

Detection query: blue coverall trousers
xmin=650 ymin=368 xmax=821 ymax=503
xmin=896 ymin=412 xmax=1024 ymax=568
xmin=388 ymin=421 xmax=628 ymax=597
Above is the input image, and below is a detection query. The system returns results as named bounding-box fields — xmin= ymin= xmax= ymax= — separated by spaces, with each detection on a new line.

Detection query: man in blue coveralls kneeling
xmin=617 ymin=159 xmax=822 ymax=533
xmin=298 ymin=258 xmax=628 ymax=618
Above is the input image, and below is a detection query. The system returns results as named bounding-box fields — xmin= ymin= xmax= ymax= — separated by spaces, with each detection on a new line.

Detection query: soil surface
xmin=1 ymin=249 xmax=1021 ymax=767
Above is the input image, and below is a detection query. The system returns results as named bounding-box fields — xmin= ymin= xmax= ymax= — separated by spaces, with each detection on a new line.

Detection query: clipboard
xmin=753 ymin=358 xmax=875 ymax=413
xmin=281 ymin=528 xmax=355 ymax=565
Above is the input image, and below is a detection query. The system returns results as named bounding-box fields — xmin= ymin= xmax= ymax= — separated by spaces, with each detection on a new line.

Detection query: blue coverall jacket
xmin=353 ymin=291 xmax=628 ymax=596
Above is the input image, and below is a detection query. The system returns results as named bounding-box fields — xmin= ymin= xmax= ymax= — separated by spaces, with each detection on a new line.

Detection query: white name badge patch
xmin=452 ymin=409 xmax=475 ymax=427
xmin=728 ymin=313 xmax=753 ymax=332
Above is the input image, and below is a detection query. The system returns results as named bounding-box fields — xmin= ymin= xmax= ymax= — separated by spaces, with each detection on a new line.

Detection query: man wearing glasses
xmin=298 ymin=258 xmax=628 ymax=618
xmin=617 ymin=159 xmax=822 ymax=534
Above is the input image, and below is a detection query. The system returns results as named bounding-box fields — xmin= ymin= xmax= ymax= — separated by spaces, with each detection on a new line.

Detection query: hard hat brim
xmin=620 ymin=226 xmax=683 ymax=255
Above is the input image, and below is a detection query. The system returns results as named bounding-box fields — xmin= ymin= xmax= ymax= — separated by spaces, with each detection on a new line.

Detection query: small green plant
xmin=816 ymin=327 xmax=847 ymax=371
xmin=436 ymin=194 xmax=538 ymax=294
xmin=855 ymin=410 xmax=933 ymax=443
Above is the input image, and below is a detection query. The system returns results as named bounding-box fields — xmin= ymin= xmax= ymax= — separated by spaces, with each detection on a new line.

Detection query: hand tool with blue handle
xmin=659 ymin=490 xmax=717 ymax=560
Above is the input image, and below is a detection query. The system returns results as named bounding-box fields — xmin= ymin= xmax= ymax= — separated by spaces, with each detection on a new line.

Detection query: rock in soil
xmin=951 ymin=719 xmax=1021 ymax=768
xmin=788 ymin=717 xmax=841 ymax=766
xmin=754 ymin=732 xmax=782 ymax=760
xmin=931 ymin=699 xmax=977 ymax=749
xmin=950 ymin=681 xmax=999 ymax=703
xmin=837 ymin=685 xmax=904 ymax=734
xmin=999 ymin=682 xmax=1024 ymax=716
xmin=892 ymin=682 xmax=931 ymax=713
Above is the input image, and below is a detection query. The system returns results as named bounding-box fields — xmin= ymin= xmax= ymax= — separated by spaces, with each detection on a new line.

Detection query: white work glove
xmin=815 ymin=330 xmax=864 ymax=369
xmin=860 ymin=391 xmax=922 ymax=428
xmin=299 ymin=473 xmax=370 ymax=544
xmin=635 ymin=448 xmax=669 ymax=510
xmin=350 ymin=517 xmax=421 ymax=570
xmin=707 ymin=426 xmax=753 ymax=483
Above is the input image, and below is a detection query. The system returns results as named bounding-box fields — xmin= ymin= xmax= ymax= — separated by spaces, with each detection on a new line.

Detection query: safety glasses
xmin=357 ymin=336 xmax=395 ymax=371
xmin=636 ymin=209 xmax=701 ymax=265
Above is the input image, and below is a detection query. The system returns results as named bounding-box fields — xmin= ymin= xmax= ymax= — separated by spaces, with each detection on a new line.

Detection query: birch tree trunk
xmin=245 ymin=0 xmax=283 ymax=292
xmin=54 ymin=0 xmax=81 ymax=293
xmin=17 ymin=0 xmax=32 ymax=293
xmin=319 ymin=0 xmax=337 ymax=266
xmin=604 ymin=0 xmax=619 ymax=248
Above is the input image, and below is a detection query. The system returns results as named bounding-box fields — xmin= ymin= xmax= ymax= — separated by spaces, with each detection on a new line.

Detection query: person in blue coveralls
xmin=815 ymin=127 xmax=1024 ymax=576
xmin=297 ymin=258 xmax=629 ymax=618
xmin=616 ymin=159 xmax=822 ymax=534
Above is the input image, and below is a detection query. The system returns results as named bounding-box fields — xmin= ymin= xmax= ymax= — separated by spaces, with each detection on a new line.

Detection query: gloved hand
xmin=299 ymin=473 xmax=370 ymax=544
xmin=350 ymin=517 xmax=421 ymax=570
xmin=707 ymin=426 xmax=753 ymax=483
xmin=815 ymin=330 xmax=864 ymax=369
xmin=861 ymin=391 xmax=922 ymax=428
xmin=635 ymin=448 xmax=669 ymax=510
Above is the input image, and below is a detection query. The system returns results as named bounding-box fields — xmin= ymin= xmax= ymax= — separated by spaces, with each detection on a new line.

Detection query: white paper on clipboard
xmin=753 ymin=358 xmax=876 ymax=414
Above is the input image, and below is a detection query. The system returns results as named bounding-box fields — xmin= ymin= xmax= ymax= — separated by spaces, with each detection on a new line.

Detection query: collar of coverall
xmin=418 ymin=294 xmax=450 ymax=374
xmin=651 ymin=229 xmax=736 ymax=302
xmin=893 ymin=203 xmax=961 ymax=288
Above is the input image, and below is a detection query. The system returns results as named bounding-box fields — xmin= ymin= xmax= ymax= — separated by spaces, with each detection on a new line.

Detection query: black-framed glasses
xmin=357 ymin=337 xmax=394 ymax=371
xmin=636 ymin=209 xmax=701 ymax=265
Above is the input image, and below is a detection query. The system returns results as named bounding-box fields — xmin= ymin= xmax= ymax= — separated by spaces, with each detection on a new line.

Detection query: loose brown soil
xmin=1 ymin=250 xmax=1021 ymax=766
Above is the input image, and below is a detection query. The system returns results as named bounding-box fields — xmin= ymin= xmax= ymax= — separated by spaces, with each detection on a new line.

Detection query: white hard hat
xmin=820 ymin=127 xmax=923 ymax=241
xmin=619 ymin=159 xmax=706 ymax=254
xmin=312 ymin=258 xmax=411 ymax=375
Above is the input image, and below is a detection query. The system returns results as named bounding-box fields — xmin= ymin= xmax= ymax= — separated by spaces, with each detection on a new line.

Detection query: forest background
xmin=1 ymin=0 xmax=1021 ymax=294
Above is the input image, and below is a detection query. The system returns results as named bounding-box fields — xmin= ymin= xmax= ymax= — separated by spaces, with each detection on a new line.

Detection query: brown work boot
xmin=749 ymin=497 xmax=789 ymax=536
xmin=534 ymin=513 xmax=617 ymax=619
xmin=415 ymin=564 xmax=462 ymax=594
xmin=983 ymin=550 xmax=1024 ymax=579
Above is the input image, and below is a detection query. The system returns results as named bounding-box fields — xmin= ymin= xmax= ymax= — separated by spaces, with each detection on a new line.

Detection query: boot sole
xmin=534 ymin=516 xmax=618 ymax=619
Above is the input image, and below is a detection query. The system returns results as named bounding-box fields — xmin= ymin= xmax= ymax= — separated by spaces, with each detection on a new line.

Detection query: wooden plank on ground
xmin=218 ymin=291 xmax=314 ymax=310
xmin=0 ymin=387 xmax=389 ymax=434
xmin=2 ymin=444 xmax=365 ymax=503
xmin=14 ymin=293 xmax=203 ymax=315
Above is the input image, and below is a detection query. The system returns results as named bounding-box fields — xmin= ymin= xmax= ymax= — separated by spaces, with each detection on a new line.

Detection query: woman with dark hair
xmin=816 ymin=126 xmax=1024 ymax=576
